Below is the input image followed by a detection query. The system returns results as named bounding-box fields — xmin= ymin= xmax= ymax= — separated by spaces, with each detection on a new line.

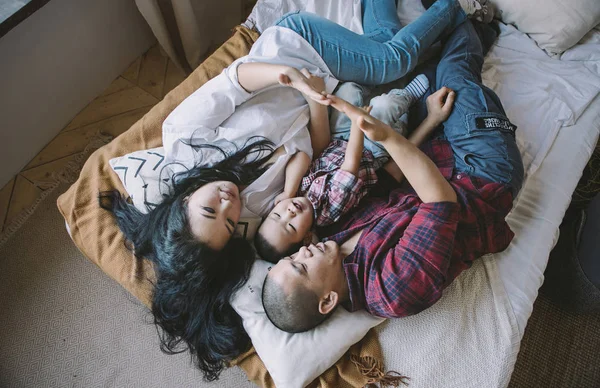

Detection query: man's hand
xmin=328 ymin=94 xmax=395 ymax=143
xmin=426 ymin=87 xmax=456 ymax=125
xmin=279 ymin=68 xmax=330 ymax=105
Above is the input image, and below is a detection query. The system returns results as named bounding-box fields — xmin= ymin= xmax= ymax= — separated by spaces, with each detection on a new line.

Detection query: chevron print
xmin=127 ymin=156 xmax=147 ymax=178
xmin=113 ymin=166 xmax=128 ymax=186
xmin=146 ymin=151 xmax=165 ymax=170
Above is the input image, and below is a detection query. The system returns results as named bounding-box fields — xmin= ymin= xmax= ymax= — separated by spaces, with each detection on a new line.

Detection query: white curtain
xmin=135 ymin=0 xmax=244 ymax=73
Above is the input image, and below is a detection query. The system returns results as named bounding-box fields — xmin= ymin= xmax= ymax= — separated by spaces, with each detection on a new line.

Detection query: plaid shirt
xmin=299 ymin=139 xmax=379 ymax=227
xmin=319 ymin=139 xmax=515 ymax=318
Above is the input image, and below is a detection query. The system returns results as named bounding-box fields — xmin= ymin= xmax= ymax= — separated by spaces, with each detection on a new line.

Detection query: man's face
xmin=267 ymin=241 xmax=345 ymax=297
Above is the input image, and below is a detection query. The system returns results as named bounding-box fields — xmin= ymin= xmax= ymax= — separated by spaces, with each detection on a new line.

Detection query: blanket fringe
xmin=350 ymin=355 xmax=410 ymax=388
xmin=0 ymin=132 xmax=113 ymax=248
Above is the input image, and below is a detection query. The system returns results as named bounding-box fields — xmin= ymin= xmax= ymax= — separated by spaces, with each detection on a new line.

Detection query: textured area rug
xmin=508 ymin=293 xmax=600 ymax=387
xmin=0 ymin=183 xmax=254 ymax=388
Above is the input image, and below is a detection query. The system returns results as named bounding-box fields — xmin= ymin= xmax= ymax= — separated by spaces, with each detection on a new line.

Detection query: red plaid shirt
xmin=320 ymin=139 xmax=515 ymax=318
xmin=299 ymin=139 xmax=379 ymax=226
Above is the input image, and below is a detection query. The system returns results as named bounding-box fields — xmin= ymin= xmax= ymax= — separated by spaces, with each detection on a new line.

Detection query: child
xmin=255 ymin=74 xmax=456 ymax=262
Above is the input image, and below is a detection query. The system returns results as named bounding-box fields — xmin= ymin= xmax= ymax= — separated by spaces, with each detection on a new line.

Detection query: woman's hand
xmin=279 ymin=68 xmax=330 ymax=105
xmin=327 ymin=94 xmax=395 ymax=143
xmin=425 ymin=87 xmax=456 ymax=125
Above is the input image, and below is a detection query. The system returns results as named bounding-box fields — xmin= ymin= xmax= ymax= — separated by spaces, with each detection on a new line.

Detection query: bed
xmin=58 ymin=0 xmax=600 ymax=387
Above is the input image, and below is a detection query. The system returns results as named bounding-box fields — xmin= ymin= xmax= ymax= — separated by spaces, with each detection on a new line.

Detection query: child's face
xmin=259 ymin=197 xmax=314 ymax=254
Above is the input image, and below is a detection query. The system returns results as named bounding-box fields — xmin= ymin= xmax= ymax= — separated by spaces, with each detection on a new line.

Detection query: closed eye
xmin=227 ymin=218 xmax=235 ymax=228
xmin=288 ymin=223 xmax=297 ymax=232
xmin=202 ymin=206 xmax=215 ymax=214
xmin=273 ymin=212 xmax=281 ymax=219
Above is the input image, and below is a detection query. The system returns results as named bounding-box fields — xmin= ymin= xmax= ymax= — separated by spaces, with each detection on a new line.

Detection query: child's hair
xmin=99 ymin=137 xmax=274 ymax=381
xmin=254 ymin=227 xmax=303 ymax=264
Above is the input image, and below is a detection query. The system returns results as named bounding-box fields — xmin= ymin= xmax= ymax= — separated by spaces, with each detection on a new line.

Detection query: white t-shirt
xmin=162 ymin=26 xmax=339 ymax=218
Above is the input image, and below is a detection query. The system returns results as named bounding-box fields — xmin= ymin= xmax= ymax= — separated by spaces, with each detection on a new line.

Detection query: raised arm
xmin=274 ymin=151 xmax=312 ymax=205
xmin=278 ymin=69 xmax=331 ymax=157
xmin=383 ymin=87 xmax=456 ymax=182
xmin=368 ymin=201 xmax=460 ymax=318
xmin=340 ymin=106 xmax=371 ymax=176
xmin=237 ymin=63 xmax=330 ymax=105
xmin=328 ymin=93 xmax=457 ymax=203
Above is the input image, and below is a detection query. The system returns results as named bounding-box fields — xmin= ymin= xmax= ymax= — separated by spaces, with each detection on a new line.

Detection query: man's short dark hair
xmin=261 ymin=273 xmax=331 ymax=333
xmin=254 ymin=230 xmax=302 ymax=264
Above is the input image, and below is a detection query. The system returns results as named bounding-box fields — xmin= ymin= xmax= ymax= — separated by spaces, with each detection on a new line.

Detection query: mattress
xmin=484 ymin=24 xmax=600 ymax=335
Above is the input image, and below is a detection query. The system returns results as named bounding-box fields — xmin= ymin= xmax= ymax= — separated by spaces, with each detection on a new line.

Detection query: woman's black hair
xmin=99 ymin=137 xmax=274 ymax=381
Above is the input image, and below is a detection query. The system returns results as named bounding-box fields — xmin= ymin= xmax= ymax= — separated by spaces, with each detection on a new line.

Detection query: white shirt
xmin=162 ymin=26 xmax=339 ymax=219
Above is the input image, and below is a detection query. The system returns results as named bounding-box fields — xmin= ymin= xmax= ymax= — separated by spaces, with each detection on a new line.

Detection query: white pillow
xmin=397 ymin=0 xmax=600 ymax=56
xmin=490 ymin=0 xmax=600 ymax=56
xmin=109 ymin=148 xmax=261 ymax=240
xmin=230 ymin=259 xmax=385 ymax=388
xmin=109 ymin=147 xmax=173 ymax=213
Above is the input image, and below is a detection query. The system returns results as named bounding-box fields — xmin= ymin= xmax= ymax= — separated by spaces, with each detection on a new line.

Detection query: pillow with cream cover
xmin=230 ymin=259 xmax=385 ymax=388
xmin=396 ymin=0 xmax=600 ymax=56
xmin=491 ymin=0 xmax=600 ymax=56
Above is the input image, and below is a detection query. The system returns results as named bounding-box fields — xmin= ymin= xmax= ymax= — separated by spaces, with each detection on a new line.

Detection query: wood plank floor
xmin=0 ymin=43 xmax=186 ymax=232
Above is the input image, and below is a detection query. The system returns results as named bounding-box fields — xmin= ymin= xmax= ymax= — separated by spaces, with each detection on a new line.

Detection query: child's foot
xmin=389 ymin=74 xmax=430 ymax=105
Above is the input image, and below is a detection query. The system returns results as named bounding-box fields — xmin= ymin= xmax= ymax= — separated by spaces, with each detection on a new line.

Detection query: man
xmin=262 ymin=20 xmax=524 ymax=333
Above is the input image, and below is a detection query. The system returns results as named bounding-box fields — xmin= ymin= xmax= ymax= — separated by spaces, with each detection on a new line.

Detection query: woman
xmin=101 ymin=0 xmax=486 ymax=380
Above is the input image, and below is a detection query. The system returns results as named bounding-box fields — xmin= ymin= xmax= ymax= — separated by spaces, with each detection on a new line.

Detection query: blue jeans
xmin=275 ymin=0 xmax=467 ymax=85
xmin=425 ymin=21 xmax=524 ymax=196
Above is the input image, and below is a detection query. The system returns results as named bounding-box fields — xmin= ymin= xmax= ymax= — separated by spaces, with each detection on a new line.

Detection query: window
xmin=0 ymin=0 xmax=51 ymax=39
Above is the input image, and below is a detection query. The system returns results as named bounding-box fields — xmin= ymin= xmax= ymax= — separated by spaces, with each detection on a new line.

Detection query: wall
xmin=0 ymin=0 xmax=155 ymax=187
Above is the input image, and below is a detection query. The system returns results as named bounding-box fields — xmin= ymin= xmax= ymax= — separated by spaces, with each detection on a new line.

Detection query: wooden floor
xmin=0 ymin=43 xmax=186 ymax=233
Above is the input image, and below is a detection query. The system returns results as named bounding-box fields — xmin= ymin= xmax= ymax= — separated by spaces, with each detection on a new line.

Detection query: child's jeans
xmin=275 ymin=0 xmax=467 ymax=85
xmin=329 ymin=82 xmax=410 ymax=168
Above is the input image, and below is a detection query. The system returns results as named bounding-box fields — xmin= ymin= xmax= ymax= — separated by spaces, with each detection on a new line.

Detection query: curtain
xmin=134 ymin=0 xmax=243 ymax=74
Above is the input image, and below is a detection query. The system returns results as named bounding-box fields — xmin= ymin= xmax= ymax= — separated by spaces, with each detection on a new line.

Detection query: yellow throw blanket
xmin=57 ymin=25 xmax=403 ymax=388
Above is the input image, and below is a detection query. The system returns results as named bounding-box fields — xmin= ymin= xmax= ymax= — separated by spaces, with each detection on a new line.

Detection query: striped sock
xmin=404 ymin=74 xmax=429 ymax=101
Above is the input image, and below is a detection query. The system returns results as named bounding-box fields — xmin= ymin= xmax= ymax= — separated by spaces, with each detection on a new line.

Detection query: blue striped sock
xmin=404 ymin=74 xmax=429 ymax=101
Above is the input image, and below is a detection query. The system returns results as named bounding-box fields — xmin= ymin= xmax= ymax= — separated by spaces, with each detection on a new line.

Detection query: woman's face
xmin=185 ymin=181 xmax=242 ymax=250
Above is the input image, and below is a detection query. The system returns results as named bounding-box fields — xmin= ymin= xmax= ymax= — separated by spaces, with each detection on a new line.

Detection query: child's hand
xmin=274 ymin=192 xmax=291 ymax=206
xmin=426 ymin=87 xmax=455 ymax=125
xmin=279 ymin=68 xmax=330 ymax=105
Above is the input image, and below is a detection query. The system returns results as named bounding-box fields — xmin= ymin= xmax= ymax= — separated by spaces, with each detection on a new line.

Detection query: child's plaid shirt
xmin=299 ymin=139 xmax=380 ymax=227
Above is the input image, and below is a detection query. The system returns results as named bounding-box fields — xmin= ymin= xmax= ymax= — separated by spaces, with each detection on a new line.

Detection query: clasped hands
xmin=279 ymin=67 xmax=455 ymax=144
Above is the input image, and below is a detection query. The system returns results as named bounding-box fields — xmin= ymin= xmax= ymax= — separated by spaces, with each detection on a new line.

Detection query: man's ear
xmin=318 ymin=291 xmax=339 ymax=315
